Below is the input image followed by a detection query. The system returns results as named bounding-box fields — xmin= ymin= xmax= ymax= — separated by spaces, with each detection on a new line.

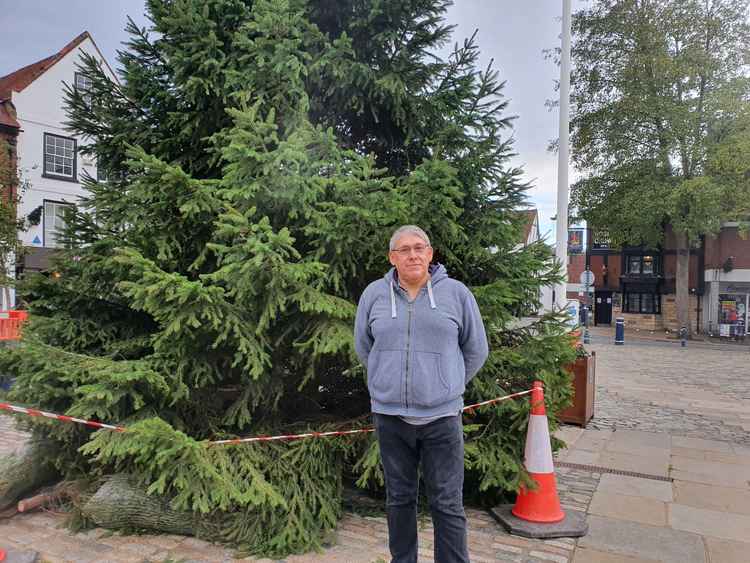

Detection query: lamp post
xmin=554 ymin=0 xmax=573 ymax=311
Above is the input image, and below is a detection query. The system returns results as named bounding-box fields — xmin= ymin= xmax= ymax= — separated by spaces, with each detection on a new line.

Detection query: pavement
xmin=1 ymin=335 xmax=749 ymax=562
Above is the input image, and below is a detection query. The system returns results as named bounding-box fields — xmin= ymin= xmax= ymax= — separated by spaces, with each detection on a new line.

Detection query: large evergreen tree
xmin=0 ymin=0 xmax=575 ymax=555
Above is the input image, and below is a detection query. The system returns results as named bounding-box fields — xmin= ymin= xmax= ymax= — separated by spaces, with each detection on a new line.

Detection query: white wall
xmin=13 ymin=36 xmax=113 ymax=248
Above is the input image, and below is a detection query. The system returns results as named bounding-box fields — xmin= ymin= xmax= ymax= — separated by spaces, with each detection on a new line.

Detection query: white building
xmin=515 ymin=209 xmax=555 ymax=312
xmin=0 ymin=32 xmax=115 ymax=308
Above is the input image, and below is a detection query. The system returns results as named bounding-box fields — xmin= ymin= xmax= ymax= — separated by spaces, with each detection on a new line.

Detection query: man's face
xmin=388 ymin=234 xmax=434 ymax=285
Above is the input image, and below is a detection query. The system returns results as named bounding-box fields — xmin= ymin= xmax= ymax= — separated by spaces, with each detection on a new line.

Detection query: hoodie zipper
xmin=405 ymin=299 xmax=413 ymax=409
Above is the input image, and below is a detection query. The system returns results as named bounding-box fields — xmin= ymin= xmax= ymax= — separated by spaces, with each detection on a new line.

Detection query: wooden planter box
xmin=558 ymin=351 xmax=596 ymax=427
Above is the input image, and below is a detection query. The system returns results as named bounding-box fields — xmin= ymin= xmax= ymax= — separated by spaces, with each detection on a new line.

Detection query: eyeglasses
xmin=391 ymin=244 xmax=431 ymax=256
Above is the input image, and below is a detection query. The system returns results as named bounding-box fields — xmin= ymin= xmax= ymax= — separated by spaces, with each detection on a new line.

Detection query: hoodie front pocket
xmin=410 ymin=351 xmax=450 ymax=408
xmin=368 ymin=349 xmax=404 ymax=404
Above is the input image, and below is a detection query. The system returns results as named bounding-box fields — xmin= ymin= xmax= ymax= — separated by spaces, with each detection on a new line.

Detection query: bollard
xmin=615 ymin=317 xmax=625 ymax=345
xmin=680 ymin=326 xmax=687 ymax=347
xmin=582 ymin=306 xmax=591 ymax=344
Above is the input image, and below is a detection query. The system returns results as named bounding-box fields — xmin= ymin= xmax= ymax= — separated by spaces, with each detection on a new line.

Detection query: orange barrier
xmin=0 ymin=310 xmax=28 ymax=340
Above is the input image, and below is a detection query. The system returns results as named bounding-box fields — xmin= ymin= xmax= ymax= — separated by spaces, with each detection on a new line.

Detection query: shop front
xmin=717 ymin=291 xmax=748 ymax=337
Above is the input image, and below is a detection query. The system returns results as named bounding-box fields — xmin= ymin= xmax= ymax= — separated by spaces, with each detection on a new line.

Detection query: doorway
xmin=594 ymin=291 xmax=613 ymax=325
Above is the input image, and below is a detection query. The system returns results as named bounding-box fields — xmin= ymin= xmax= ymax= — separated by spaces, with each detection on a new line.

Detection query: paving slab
xmin=669 ymin=503 xmax=750 ymax=543
xmin=554 ymin=425 xmax=585 ymax=448
xmin=673 ymin=480 xmax=750 ymax=515
xmin=596 ymin=451 xmax=669 ymax=477
xmin=577 ymin=515 xmax=706 ymax=563
xmin=670 ymin=468 xmax=749 ymax=489
xmin=703 ymin=536 xmax=750 ymax=563
xmin=609 ymin=430 xmax=671 ymax=449
xmin=572 ymin=547 xmax=659 ymax=563
xmin=670 ymin=455 xmax=750 ymax=477
xmin=602 ymin=441 xmax=671 ymax=462
xmin=596 ymin=474 xmax=673 ymax=502
xmin=571 ymin=429 xmax=613 ymax=452
xmin=671 ymin=436 xmax=733 ymax=453
xmin=587 ymin=492 xmax=667 ymax=526
xmin=561 ymin=449 xmax=601 ymax=465
xmin=705 ymin=450 xmax=750 ymax=465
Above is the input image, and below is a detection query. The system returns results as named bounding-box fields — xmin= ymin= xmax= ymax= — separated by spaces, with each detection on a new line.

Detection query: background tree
xmin=0 ymin=139 xmax=28 ymax=310
xmin=0 ymin=0 xmax=575 ymax=555
xmin=569 ymin=0 xmax=750 ymax=335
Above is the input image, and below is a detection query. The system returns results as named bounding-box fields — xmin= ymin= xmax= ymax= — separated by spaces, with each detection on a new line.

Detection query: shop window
xmin=718 ymin=294 xmax=748 ymax=336
xmin=624 ymin=292 xmax=661 ymax=314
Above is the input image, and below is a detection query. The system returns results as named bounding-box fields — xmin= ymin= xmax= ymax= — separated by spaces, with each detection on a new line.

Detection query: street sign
xmin=579 ymin=270 xmax=595 ymax=286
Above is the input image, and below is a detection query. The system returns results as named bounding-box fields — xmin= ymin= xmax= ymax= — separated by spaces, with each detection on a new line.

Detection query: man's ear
xmin=388 ymin=252 xmax=396 ymax=267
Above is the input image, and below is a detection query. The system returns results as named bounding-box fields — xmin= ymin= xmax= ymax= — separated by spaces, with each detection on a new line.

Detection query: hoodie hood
xmin=385 ymin=263 xmax=448 ymax=318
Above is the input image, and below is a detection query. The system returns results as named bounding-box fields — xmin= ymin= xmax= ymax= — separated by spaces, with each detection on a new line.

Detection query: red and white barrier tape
xmin=210 ymin=388 xmax=535 ymax=445
xmin=0 ymin=402 xmax=125 ymax=432
xmin=0 ymin=387 xmax=537 ymax=446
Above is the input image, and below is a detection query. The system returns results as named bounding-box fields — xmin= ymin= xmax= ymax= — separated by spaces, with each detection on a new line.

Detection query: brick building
xmin=567 ymin=226 xmax=749 ymax=337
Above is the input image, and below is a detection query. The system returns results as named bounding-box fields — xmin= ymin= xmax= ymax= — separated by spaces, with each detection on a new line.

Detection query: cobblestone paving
xmin=586 ymin=340 xmax=750 ymax=446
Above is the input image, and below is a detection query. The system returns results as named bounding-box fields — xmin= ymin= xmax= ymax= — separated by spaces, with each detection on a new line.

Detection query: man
xmin=354 ymin=225 xmax=489 ymax=563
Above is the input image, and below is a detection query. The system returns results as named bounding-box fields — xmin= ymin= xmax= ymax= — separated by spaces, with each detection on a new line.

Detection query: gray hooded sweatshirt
xmin=354 ymin=264 xmax=489 ymax=418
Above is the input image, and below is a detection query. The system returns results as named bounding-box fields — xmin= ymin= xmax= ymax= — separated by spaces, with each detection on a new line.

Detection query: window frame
xmin=74 ymin=72 xmax=93 ymax=107
xmin=42 ymin=133 xmax=78 ymax=182
xmin=42 ymin=199 xmax=75 ymax=248
xmin=624 ymin=292 xmax=662 ymax=314
xmin=625 ymin=254 xmax=661 ymax=276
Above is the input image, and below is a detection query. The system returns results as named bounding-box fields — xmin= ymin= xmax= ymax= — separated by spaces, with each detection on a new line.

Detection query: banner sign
xmin=568 ymin=229 xmax=584 ymax=254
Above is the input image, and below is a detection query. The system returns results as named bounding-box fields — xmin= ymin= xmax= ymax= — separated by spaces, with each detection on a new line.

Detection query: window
xmin=628 ymin=256 xmax=641 ymax=274
xmin=43 ymin=200 xmax=74 ymax=248
xmin=43 ymin=133 xmax=76 ymax=181
xmin=75 ymin=72 xmax=93 ymax=107
xmin=624 ymin=292 xmax=661 ymax=314
xmin=642 ymin=255 xmax=655 ymax=274
xmin=626 ymin=254 xmax=661 ymax=276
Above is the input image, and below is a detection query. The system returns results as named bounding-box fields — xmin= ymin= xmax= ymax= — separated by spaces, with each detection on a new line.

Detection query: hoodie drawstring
xmin=427 ymin=278 xmax=436 ymax=310
xmin=390 ymin=276 xmax=437 ymax=318
xmin=390 ymin=282 xmax=397 ymax=319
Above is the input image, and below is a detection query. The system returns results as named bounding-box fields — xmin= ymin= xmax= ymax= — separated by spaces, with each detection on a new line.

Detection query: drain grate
xmin=556 ymin=461 xmax=673 ymax=482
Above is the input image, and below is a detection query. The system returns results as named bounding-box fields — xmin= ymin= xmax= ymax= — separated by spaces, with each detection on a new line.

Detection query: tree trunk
xmin=0 ymin=441 xmax=59 ymax=511
xmin=675 ymin=231 xmax=692 ymax=338
xmin=82 ymin=474 xmax=197 ymax=536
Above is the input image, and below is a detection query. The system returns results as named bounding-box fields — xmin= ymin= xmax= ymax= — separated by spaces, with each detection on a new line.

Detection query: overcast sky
xmin=0 ymin=0 xmax=581 ymax=241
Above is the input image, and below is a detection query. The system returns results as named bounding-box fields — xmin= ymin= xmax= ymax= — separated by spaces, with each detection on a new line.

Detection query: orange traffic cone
xmin=512 ymin=381 xmax=564 ymax=522
xmin=490 ymin=380 xmax=588 ymax=539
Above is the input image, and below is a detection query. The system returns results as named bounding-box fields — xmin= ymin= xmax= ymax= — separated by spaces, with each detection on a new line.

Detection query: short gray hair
xmin=389 ymin=225 xmax=431 ymax=250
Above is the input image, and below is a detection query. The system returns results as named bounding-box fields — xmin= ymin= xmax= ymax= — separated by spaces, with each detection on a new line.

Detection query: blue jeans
xmin=373 ymin=413 xmax=469 ymax=563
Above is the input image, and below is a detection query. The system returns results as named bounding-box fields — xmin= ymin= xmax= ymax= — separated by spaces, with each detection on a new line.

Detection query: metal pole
xmin=584 ymin=274 xmax=591 ymax=344
xmin=555 ymin=0 xmax=572 ymax=311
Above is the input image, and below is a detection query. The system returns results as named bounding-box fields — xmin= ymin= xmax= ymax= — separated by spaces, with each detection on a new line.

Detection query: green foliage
xmin=1 ymin=0 xmax=575 ymax=555
xmin=0 ymin=139 xmax=29 ymax=305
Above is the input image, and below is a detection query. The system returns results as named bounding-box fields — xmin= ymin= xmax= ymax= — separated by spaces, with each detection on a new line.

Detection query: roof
xmin=0 ymin=100 xmax=20 ymax=129
xmin=0 ymin=31 xmax=91 ymax=100
xmin=519 ymin=209 xmax=538 ymax=244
